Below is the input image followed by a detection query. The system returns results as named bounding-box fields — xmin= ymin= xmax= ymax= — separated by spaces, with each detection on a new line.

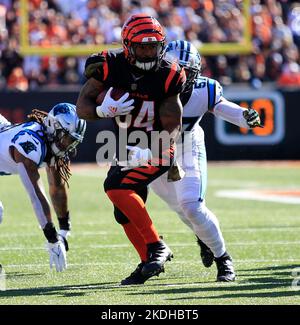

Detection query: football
xmin=96 ymin=87 xmax=127 ymax=105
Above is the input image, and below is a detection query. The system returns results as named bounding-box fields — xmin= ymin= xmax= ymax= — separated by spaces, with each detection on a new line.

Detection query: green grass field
xmin=0 ymin=162 xmax=300 ymax=305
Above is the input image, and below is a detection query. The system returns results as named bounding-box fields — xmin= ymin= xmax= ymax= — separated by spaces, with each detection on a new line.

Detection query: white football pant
xmin=151 ymin=126 xmax=226 ymax=258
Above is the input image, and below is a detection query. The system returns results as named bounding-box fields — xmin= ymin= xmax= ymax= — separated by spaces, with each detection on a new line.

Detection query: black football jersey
xmin=87 ymin=49 xmax=185 ymax=141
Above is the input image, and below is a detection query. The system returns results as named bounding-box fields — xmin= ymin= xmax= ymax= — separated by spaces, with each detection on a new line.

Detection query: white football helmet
xmin=165 ymin=40 xmax=202 ymax=91
xmin=44 ymin=103 xmax=86 ymax=158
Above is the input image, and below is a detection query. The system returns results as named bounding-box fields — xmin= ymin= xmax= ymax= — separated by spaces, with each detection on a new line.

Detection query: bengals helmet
xmin=121 ymin=14 xmax=166 ymax=71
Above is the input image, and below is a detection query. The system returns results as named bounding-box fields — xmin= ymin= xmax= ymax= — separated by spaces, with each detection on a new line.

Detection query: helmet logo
xmin=142 ymin=37 xmax=157 ymax=42
xmin=53 ymin=104 xmax=71 ymax=116
xmin=108 ymin=106 xmax=117 ymax=114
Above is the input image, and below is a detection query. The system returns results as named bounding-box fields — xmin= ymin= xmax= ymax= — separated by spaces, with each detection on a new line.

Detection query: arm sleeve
xmin=212 ymin=98 xmax=249 ymax=129
xmin=17 ymin=163 xmax=49 ymax=228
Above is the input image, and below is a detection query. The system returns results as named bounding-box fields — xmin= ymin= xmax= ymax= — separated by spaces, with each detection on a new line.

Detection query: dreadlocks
xmin=27 ymin=109 xmax=48 ymax=124
xmin=26 ymin=109 xmax=72 ymax=186
xmin=55 ymin=156 xmax=71 ymax=187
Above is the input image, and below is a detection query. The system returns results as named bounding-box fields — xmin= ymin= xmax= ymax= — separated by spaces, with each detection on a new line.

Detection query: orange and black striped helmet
xmin=121 ymin=13 xmax=166 ymax=71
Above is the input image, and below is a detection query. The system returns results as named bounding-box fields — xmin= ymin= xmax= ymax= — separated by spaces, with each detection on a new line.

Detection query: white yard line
xmin=216 ymin=189 xmax=300 ymax=204
xmin=1 ymin=241 xmax=300 ymax=251
xmin=209 ymin=180 xmax=262 ymax=187
xmin=1 ymin=226 xmax=300 ymax=238
xmin=3 ymin=258 xmax=300 ymax=269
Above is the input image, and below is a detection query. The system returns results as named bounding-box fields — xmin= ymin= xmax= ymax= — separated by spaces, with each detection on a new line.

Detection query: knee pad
xmin=180 ymin=200 xmax=210 ymax=225
xmin=114 ymin=207 xmax=129 ymax=224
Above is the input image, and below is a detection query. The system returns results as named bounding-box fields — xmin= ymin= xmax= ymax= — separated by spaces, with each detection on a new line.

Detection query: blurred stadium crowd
xmin=1 ymin=0 xmax=300 ymax=91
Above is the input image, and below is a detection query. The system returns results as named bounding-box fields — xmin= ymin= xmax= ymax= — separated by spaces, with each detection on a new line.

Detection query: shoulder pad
xmin=164 ymin=62 xmax=186 ymax=95
xmin=84 ymin=53 xmax=106 ymax=80
xmin=206 ymin=78 xmax=223 ymax=110
xmin=215 ymin=80 xmax=223 ymax=103
xmin=11 ymin=128 xmax=46 ymax=166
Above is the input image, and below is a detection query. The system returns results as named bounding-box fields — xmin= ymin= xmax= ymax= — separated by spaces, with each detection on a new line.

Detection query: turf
xmin=0 ymin=162 xmax=300 ymax=305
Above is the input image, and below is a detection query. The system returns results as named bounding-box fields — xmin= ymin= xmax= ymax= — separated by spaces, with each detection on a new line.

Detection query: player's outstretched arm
xmin=11 ymin=147 xmax=67 ymax=272
xmin=12 ymin=147 xmax=52 ymax=226
xmin=213 ymin=98 xmax=262 ymax=129
xmin=46 ymin=166 xmax=70 ymax=247
xmin=76 ymin=77 xmax=104 ymax=121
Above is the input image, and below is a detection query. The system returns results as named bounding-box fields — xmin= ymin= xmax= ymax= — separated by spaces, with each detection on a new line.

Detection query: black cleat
xmin=215 ymin=253 xmax=236 ymax=282
xmin=141 ymin=240 xmax=173 ymax=277
xmin=120 ymin=262 xmax=155 ymax=285
xmin=196 ymin=237 xmax=214 ymax=268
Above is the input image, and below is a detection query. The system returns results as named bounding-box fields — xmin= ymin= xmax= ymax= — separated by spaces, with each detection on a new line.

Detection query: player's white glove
xmin=47 ymin=239 xmax=67 ymax=272
xmin=243 ymin=108 xmax=263 ymax=128
xmin=119 ymin=145 xmax=153 ymax=171
xmin=96 ymin=87 xmax=135 ymax=118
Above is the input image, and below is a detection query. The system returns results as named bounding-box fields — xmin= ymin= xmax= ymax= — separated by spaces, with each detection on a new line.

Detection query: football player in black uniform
xmin=76 ymin=14 xmax=186 ymax=284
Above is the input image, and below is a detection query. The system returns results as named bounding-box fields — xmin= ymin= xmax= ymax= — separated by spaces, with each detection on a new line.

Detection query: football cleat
xmin=141 ymin=240 xmax=173 ymax=277
xmin=215 ymin=253 xmax=236 ymax=282
xmin=196 ymin=237 xmax=214 ymax=268
xmin=120 ymin=262 xmax=162 ymax=285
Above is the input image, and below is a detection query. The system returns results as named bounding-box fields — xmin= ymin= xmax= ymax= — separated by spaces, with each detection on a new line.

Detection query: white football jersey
xmin=176 ymin=76 xmax=223 ymax=166
xmin=0 ymin=122 xmax=47 ymax=175
xmin=181 ymin=76 xmax=223 ymax=131
xmin=152 ymin=78 xmax=223 ymax=204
